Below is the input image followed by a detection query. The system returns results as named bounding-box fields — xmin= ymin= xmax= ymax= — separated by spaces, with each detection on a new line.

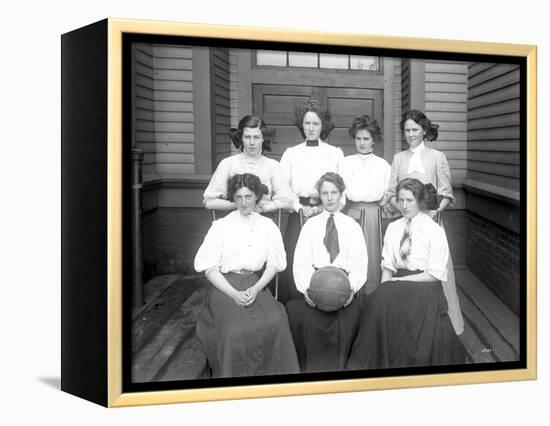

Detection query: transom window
xmin=256 ymin=50 xmax=380 ymax=71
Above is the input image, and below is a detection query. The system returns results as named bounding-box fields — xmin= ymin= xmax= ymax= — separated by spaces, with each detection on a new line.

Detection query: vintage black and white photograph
xmin=126 ymin=38 xmax=523 ymax=387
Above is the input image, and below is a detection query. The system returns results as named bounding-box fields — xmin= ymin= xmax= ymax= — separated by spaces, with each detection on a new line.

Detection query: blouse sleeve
xmin=292 ymin=222 xmax=315 ymax=295
xmin=386 ymin=154 xmax=400 ymax=202
xmin=194 ymin=221 xmax=224 ymax=273
xmin=203 ymin=158 xmax=230 ymax=203
xmin=265 ymin=220 xmax=287 ymax=272
xmin=435 ymin=152 xmax=456 ymax=204
xmin=380 ymin=222 xmax=398 ymax=273
xmin=382 ymin=160 xmax=392 ymax=198
xmin=426 ymin=223 xmax=449 ymax=282
xmin=270 ymin=162 xmax=298 ymax=210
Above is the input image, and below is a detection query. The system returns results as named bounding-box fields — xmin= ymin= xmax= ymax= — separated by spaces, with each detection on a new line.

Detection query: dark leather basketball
xmin=307 ymin=266 xmax=352 ymax=312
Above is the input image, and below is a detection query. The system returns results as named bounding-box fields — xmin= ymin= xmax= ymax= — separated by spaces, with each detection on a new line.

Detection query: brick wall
xmin=440 ymin=209 xmax=467 ymax=268
xmin=466 ymin=211 xmax=520 ymax=314
xmin=142 ymin=208 xmax=213 ymax=280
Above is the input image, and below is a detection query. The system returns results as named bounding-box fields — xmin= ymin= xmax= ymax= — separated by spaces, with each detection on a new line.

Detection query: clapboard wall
xmin=152 ymin=45 xmax=195 ymax=175
xmin=424 ymin=60 xmax=468 ymax=185
xmin=133 ymin=44 xmax=196 ymax=178
xmin=467 ymin=63 xmax=521 ymax=191
xmin=212 ymin=48 xmax=232 ymax=166
xmin=134 ymin=44 xmax=156 ymax=178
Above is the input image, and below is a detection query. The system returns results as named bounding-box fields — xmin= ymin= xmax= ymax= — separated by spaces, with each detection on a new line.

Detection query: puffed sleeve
xmin=203 ymin=157 xmax=230 ymax=203
xmin=380 ymin=221 xmax=398 ymax=273
xmin=279 ymin=149 xmax=301 ymax=211
xmin=292 ymin=222 xmax=315 ymax=295
xmin=426 ymin=223 xmax=449 ymax=281
xmin=335 ymin=147 xmax=345 ymax=174
xmin=382 ymin=159 xmax=392 ymax=197
xmin=265 ymin=219 xmax=287 ymax=272
xmin=269 ymin=161 xmax=298 ymax=211
xmin=386 ymin=154 xmax=400 ymax=202
xmin=345 ymin=219 xmax=368 ymax=293
xmin=194 ymin=221 xmax=224 ymax=273
xmin=435 ymin=151 xmax=456 ymax=204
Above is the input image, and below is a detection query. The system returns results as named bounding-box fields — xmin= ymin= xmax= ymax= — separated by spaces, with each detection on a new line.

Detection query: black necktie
xmin=306 ymin=140 xmax=319 ymax=147
xmin=323 ymin=214 xmax=340 ymax=263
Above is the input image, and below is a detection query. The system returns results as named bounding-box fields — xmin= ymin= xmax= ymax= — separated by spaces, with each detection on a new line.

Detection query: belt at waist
xmin=299 ymin=196 xmax=320 ymax=206
xmin=230 ymin=269 xmax=256 ymax=275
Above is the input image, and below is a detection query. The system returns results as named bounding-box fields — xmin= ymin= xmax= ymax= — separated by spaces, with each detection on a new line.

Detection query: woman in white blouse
xmin=347 ymin=178 xmax=465 ymax=370
xmin=286 ymin=172 xmax=368 ymax=373
xmin=340 ymin=115 xmax=391 ymax=298
xmin=385 ymin=109 xmax=464 ymax=336
xmin=203 ymin=115 xmax=295 ymax=213
xmin=194 ymin=173 xmax=299 ymax=378
xmin=278 ymin=100 xmax=344 ymax=303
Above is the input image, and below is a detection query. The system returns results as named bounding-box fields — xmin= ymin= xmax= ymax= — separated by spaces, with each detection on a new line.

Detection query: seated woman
xmin=286 ymin=172 xmax=368 ymax=373
xmin=203 ymin=115 xmax=295 ymax=213
xmin=346 ymin=178 xmax=465 ymax=370
xmin=194 ymin=173 xmax=300 ymax=378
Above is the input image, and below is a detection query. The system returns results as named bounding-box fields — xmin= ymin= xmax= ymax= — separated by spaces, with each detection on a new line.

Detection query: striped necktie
xmin=399 ymin=218 xmax=412 ymax=264
xmin=323 ymin=214 xmax=340 ymax=263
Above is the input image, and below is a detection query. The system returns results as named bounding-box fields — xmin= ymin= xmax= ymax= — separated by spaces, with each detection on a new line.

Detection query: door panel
xmin=253 ymin=84 xmax=383 ymax=160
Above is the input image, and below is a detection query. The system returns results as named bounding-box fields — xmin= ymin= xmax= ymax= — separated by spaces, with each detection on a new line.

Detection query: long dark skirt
xmin=196 ymin=272 xmax=300 ymax=378
xmin=346 ymin=270 xmax=465 ymax=370
xmin=278 ymin=211 xmax=305 ymax=304
xmin=344 ymin=201 xmax=382 ymax=299
xmin=286 ymin=298 xmax=362 ymax=373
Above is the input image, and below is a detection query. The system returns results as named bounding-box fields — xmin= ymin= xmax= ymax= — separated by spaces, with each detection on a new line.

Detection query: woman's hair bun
xmin=420 ymin=183 xmax=438 ymax=210
xmin=259 ymin=183 xmax=269 ymax=196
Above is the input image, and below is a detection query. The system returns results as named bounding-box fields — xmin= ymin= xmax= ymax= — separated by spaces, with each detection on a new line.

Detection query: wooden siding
xmin=467 ymin=63 xmax=521 ymax=192
xmin=229 ymin=49 xmax=240 ymax=129
xmin=393 ymin=59 xmax=403 ymax=157
xmin=401 ymin=59 xmax=411 ymax=128
xmin=134 ymin=44 xmax=156 ymax=177
xmin=212 ymin=48 xmax=232 ymax=166
xmin=425 ymin=60 xmax=469 ymax=185
xmin=152 ymin=45 xmax=195 ymax=176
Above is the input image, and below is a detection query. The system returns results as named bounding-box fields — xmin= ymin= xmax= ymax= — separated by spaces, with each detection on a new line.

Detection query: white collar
xmin=409 ymin=141 xmax=426 ymax=154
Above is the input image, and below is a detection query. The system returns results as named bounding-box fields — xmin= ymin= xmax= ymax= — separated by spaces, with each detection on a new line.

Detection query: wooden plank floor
xmin=132 ymin=268 xmax=520 ymax=382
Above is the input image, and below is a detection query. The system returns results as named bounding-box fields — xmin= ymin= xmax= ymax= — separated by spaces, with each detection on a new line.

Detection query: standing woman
xmin=279 ymin=100 xmax=344 ymax=303
xmin=203 ymin=115 xmax=295 ymax=213
xmin=340 ymin=115 xmax=391 ymax=298
xmin=287 ymin=172 xmax=368 ymax=373
xmin=347 ymin=178 xmax=465 ymax=370
xmin=194 ymin=173 xmax=299 ymax=378
xmin=385 ymin=109 xmax=464 ymax=336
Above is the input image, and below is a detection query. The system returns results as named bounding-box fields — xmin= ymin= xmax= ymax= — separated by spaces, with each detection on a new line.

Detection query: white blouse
xmin=407 ymin=141 xmax=427 ymax=175
xmin=194 ymin=211 xmax=287 ymax=274
xmin=280 ymin=141 xmax=344 ymax=210
xmin=340 ymin=153 xmax=391 ymax=203
xmin=293 ymin=211 xmax=368 ymax=295
xmin=381 ymin=211 xmax=449 ymax=282
xmin=203 ymin=153 xmax=296 ymax=209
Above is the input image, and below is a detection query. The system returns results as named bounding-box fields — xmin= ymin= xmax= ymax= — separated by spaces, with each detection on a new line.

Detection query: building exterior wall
xmin=463 ymin=62 xmax=521 ymax=314
xmin=133 ymin=44 xmax=195 ymax=179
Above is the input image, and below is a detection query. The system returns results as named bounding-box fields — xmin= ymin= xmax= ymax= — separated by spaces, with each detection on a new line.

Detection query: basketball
xmin=307 ymin=266 xmax=352 ymax=312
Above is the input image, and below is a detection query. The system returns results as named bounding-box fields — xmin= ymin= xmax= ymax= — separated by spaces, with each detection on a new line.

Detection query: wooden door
xmin=253 ymin=84 xmax=384 ymax=160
